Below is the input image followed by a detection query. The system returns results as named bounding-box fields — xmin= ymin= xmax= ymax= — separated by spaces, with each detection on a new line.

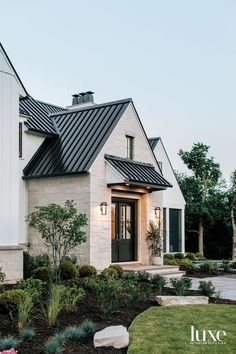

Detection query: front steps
xmin=121 ymin=264 xmax=185 ymax=279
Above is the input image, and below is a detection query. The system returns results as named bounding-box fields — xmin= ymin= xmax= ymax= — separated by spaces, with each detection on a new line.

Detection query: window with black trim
xmin=19 ymin=122 xmax=23 ymax=158
xmin=126 ymin=135 xmax=134 ymax=159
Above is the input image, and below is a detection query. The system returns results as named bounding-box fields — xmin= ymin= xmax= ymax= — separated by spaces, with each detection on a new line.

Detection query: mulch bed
xmin=0 ymin=284 xmax=235 ymax=353
xmin=0 ymin=287 xmax=156 ymax=354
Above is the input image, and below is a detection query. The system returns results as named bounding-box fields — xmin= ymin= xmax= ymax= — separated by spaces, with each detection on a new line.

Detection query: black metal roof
xmin=23 ymin=99 xmax=131 ymax=179
xmin=105 ymin=154 xmax=172 ymax=189
xmin=148 ymin=137 xmax=160 ymax=150
xmin=20 ymin=96 xmax=66 ymax=135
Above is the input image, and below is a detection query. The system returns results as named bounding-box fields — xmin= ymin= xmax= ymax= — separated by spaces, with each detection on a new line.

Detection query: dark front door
xmin=169 ymin=208 xmax=182 ymax=252
xmin=111 ymin=199 xmax=136 ymax=262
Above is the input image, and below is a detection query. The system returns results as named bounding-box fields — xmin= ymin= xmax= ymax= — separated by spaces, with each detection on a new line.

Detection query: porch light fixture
xmin=154 ymin=207 xmax=161 ymax=226
xmin=100 ymin=202 xmax=107 ymax=215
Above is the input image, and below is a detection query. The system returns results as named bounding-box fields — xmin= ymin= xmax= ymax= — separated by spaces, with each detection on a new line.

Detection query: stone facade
xmin=0 ymin=247 xmax=23 ymax=282
xmin=27 ymin=175 xmax=90 ymax=265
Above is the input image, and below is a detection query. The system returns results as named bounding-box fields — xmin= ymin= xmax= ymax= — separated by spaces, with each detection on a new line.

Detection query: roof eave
xmin=22 ymin=171 xmax=89 ymax=180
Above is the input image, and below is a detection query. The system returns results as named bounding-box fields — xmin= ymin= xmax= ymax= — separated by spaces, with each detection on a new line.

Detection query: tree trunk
xmin=198 ymin=216 xmax=204 ymax=256
xmin=231 ymin=208 xmax=236 ymax=261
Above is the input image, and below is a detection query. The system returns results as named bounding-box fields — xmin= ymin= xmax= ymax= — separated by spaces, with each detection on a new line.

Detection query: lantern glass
xmin=100 ymin=202 xmax=107 ymax=215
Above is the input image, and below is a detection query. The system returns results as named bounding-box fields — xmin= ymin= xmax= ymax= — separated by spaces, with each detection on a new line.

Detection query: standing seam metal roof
xmin=148 ymin=137 xmax=160 ymax=150
xmin=23 ymin=99 xmax=131 ymax=178
xmin=20 ymin=96 xmax=66 ymax=134
xmin=105 ymin=154 xmax=172 ymax=188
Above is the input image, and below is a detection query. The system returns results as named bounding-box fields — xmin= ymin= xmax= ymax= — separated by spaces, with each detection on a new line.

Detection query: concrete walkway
xmin=190 ymin=275 xmax=236 ymax=301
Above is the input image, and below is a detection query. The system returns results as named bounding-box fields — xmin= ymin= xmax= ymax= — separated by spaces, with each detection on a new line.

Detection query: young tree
xmin=178 ymin=143 xmax=221 ymax=255
xmin=229 ymin=170 xmax=236 ymax=260
xmin=26 ymin=200 xmax=87 ymax=279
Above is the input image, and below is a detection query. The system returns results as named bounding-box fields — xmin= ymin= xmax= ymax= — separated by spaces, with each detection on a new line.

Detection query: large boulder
xmin=94 ymin=325 xmax=129 ymax=349
xmin=156 ymin=295 xmax=209 ymax=306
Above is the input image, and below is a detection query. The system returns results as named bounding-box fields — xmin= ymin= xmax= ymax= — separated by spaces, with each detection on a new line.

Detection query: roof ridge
xmin=49 ymin=98 xmax=133 ymax=117
xmin=105 ymin=154 xmax=154 ymax=167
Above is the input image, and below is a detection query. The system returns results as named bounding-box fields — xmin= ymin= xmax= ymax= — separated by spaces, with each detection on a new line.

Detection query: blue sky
xmin=1 ymin=0 xmax=235 ymax=182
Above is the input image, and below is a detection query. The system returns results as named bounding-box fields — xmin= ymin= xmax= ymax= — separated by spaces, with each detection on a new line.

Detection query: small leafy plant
xmin=43 ymin=335 xmax=64 ymax=354
xmin=221 ymin=260 xmax=231 ymax=272
xmin=123 ymin=281 xmax=139 ymax=305
xmin=19 ymin=327 xmax=36 ymax=342
xmin=199 ymin=261 xmax=218 ymax=275
xmin=108 ymin=264 xmax=124 ymax=278
xmin=63 ymin=326 xmax=84 ymax=341
xmin=61 ymin=286 xmax=85 ymax=312
xmin=199 ymin=281 xmax=215 ymax=297
xmin=151 ymin=274 xmax=166 ymax=294
xmin=15 ymin=278 xmax=46 ymax=302
xmin=0 ymin=337 xmax=21 ymax=351
xmin=136 ymin=271 xmax=150 ymax=283
xmin=100 ymin=268 xmax=118 ymax=279
xmin=170 ymin=277 xmax=192 ymax=296
xmin=81 ymin=320 xmax=96 ymax=336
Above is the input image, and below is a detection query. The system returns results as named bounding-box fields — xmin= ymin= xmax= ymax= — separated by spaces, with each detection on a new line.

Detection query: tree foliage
xmin=229 ymin=170 xmax=236 ymax=260
xmin=26 ymin=200 xmax=87 ymax=279
xmin=178 ymin=143 xmax=222 ymax=255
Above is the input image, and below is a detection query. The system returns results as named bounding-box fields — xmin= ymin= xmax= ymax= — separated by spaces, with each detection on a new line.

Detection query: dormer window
xmin=126 ymin=135 xmax=134 ymax=159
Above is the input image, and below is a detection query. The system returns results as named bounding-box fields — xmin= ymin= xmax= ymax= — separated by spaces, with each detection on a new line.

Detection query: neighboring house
xmin=0 ymin=43 xmax=185 ymax=281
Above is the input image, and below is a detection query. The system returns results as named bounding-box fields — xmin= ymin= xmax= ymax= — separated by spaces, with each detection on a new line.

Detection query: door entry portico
xmin=111 ymin=198 xmax=136 ymax=262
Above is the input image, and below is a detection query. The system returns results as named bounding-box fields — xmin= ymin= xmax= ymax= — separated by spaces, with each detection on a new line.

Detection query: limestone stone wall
xmin=27 ymin=175 xmax=90 ymax=265
xmin=0 ymin=247 xmax=23 ymax=282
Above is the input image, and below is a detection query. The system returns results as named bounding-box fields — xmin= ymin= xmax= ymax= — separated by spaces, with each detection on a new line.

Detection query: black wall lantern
xmin=100 ymin=202 xmax=108 ymax=215
xmin=154 ymin=207 xmax=161 ymax=226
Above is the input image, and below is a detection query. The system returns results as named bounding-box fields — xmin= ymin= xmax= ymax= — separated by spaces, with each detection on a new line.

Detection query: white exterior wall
xmin=0 ymin=57 xmax=20 ymax=246
xmin=0 ymin=46 xmax=27 ymax=281
xmin=89 ymin=103 xmax=163 ymax=269
xmin=153 ymin=139 xmax=185 ymax=253
xmin=19 ymin=123 xmax=45 ymax=245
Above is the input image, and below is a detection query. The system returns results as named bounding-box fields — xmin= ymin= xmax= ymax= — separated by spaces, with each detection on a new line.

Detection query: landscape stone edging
xmin=156 ymin=295 xmax=209 ymax=306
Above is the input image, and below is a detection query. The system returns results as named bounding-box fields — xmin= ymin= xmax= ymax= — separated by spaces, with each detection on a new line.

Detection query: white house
xmin=0 ymin=43 xmax=185 ymax=281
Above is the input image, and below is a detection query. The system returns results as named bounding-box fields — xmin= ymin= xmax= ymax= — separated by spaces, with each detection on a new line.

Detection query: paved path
xmin=190 ymin=276 xmax=236 ymax=301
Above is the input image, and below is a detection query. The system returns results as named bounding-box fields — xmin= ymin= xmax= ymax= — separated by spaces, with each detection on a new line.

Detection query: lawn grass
xmin=128 ymin=305 xmax=236 ymax=354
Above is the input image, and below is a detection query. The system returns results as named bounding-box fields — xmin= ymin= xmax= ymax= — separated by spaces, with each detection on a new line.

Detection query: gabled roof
xmin=0 ymin=43 xmax=28 ymax=97
xmin=23 ymin=99 xmax=131 ymax=179
xmin=105 ymin=154 xmax=172 ymax=190
xmin=149 ymin=137 xmax=160 ymax=150
xmin=20 ymin=96 xmax=65 ymax=135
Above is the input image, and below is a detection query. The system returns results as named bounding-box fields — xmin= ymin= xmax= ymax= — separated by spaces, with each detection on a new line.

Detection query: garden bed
xmin=0 ymin=287 xmax=156 ymax=354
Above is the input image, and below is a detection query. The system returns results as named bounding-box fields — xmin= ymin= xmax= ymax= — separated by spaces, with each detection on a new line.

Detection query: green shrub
xmin=83 ymin=277 xmax=100 ymax=292
xmin=61 ymin=286 xmax=85 ymax=312
xmin=122 ymin=281 xmax=139 ymax=305
xmin=199 ymin=261 xmax=218 ymax=275
xmin=62 ymin=255 xmax=78 ymax=265
xmin=170 ymin=277 xmax=192 ymax=296
xmin=221 ymin=260 xmax=231 ymax=272
xmin=46 ymin=285 xmax=65 ymax=327
xmin=81 ymin=320 xmax=96 ymax=336
xmin=18 ymin=294 xmax=34 ymax=331
xmin=195 ymin=252 xmax=204 ymax=259
xmin=151 ymin=274 xmax=166 ymax=294
xmin=94 ymin=279 xmax=123 ymax=318
xmin=179 ymin=259 xmax=195 ymax=273
xmin=100 ymin=267 xmax=119 ymax=279
xmin=63 ymin=326 xmax=84 ymax=341
xmin=43 ymin=335 xmax=64 ymax=353
xmin=164 ymin=253 xmax=174 ymax=260
xmin=109 ymin=264 xmax=124 ymax=278
xmin=123 ymin=271 xmax=138 ymax=282
xmin=15 ymin=277 xmax=46 ymax=302
xmin=23 ymin=252 xmax=51 ymax=279
xmin=185 ymin=253 xmax=196 ymax=260
xmin=59 ymin=260 xmax=78 ymax=281
xmin=79 ymin=265 xmax=97 ymax=277
xmin=164 ymin=258 xmax=179 ymax=266
xmin=174 ymin=253 xmax=184 ymax=260
xmin=32 ymin=266 xmax=54 ymax=282
xmin=136 ymin=271 xmax=150 ymax=282
xmin=199 ymin=280 xmax=215 ymax=297
xmin=0 ymin=289 xmax=28 ymax=312
xmin=19 ymin=327 xmax=36 ymax=341
xmin=0 ymin=337 xmax=21 ymax=351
